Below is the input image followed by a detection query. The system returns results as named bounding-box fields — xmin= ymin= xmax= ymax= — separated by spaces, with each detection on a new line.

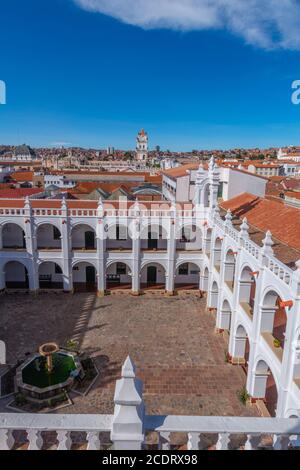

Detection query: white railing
xmin=244 ymin=238 xmax=260 ymax=260
xmin=145 ymin=415 xmax=300 ymax=450
xmin=0 ymin=414 xmax=112 ymax=450
xmin=0 ymin=357 xmax=299 ymax=451
xmin=211 ymin=212 xmax=294 ymax=287
xmin=266 ymin=256 xmax=293 ymax=287
xmin=0 ymin=201 xmax=295 ymax=289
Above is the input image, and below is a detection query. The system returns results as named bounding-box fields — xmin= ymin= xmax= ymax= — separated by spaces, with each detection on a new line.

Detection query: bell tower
xmin=135 ymin=129 xmax=148 ymax=161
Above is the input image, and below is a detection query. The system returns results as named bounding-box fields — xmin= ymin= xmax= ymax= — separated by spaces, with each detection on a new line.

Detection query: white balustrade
xmin=0 ymin=359 xmax=300 ymax=451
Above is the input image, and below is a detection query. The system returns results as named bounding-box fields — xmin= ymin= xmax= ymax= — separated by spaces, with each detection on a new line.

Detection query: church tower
xmin=135 ymin=129 xmax=148 ymax=161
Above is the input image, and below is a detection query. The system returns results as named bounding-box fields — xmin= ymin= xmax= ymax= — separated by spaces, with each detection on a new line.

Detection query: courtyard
xmin=0 ymin=291 xmax=258 ymax=417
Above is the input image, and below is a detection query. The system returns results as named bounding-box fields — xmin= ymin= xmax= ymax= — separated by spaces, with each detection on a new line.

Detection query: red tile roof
xmin=9 ymin=171 xmax=34 ymax=182
xmin=221 ymin=193 xmax=300 ymax=251
xmin=0 ymin=199 xmax=177 ymax=211
xmin=162 ymin=163 xmax=202 ymax=178
xmin=0 ymin=188 xmax=42 ymax=198
xmin=285 ymin=191 xmax=300 ymax=200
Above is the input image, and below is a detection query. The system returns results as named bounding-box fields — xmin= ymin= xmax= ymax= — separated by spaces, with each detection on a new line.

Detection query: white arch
xmin=35 ymin=220 xmax=62 ymax=232
xmin=140 ymin=260 xmax=167 ymax=271
xmin=0 ymin=220 xmax=26 ymax=231
xmin=106 ymin=259 xmax=132 ymax=271
xmin=261 ymin=285 xmax=285 ymax=307
xmin=225 ymin=247 xmax=236 ymax=260
xmin=221 ymin=297 xmax=233 ymax=311
xmin=253 ymin=355 xmax=280 ymax=394
xmin=37 ymin=259 xmax=64 ymax=271
xmin=3 ymin=260 xmax=29 ymax=289
xmin=72 ymin=259 xmax=98 ymax=270
xmin=2 ymin=258 xmax=30 ymax=271
xmin=286 ymin=409 xmax=300 ymax=418
xmin=235 ymin=321 xmax=251 ymax=341
xmin=175 ymin=260 xmax=202 ymax=271
xmin=239 ymin=263 xmax=257 ymax=281
xmin=70 ymin=222 xmax=96 ymax=232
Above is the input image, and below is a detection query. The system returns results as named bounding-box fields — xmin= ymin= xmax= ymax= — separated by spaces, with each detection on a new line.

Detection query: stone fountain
xmin=15 ymin=342 xmax=82 ymax=402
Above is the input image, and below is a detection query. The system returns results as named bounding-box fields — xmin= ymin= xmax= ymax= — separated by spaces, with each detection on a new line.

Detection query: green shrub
xmin=238 ymin=387 xmax=250 ymax=405
xmin=15 ymin=393 xmax=27 ymax=406
xmin=65 ymin=339 xmax=79 ymax=351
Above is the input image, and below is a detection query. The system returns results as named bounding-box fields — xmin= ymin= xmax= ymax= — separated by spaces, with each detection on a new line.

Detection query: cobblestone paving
xmin=0 ymin=291 xmax=258 ymax=417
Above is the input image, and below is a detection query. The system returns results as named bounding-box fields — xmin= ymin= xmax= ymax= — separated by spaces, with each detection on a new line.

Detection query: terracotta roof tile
xmin=221 ymin=193 xmax=300 ymax=253
xmin=162 ymin=163 xmax=202 ymax=178
xmin=9 ymin=171 xmax=34 ymax=182
xmin=0 ymin=188 xmax=42 ymax=198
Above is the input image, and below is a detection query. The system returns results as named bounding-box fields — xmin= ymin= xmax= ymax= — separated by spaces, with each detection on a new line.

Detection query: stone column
xmin=166 ymin=212 xmax=176 ymax=295
xmin=23 ymin=198 xmax=39 ymax=292
xmin=60 ymin=198 xmax=72 ymax=292
xmin=96 ymin=198 xmax=106 ymax=296
xmin=132 ymin=218 xmax=141 ymax=295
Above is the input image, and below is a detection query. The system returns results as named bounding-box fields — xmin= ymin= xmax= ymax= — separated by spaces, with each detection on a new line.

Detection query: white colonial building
xmin=12 ymin=144 xmax=37 ymax=162
xmin=0 ymin=157 xmax=300 ymax=425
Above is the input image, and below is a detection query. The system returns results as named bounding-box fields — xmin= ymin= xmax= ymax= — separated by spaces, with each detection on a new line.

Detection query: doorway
xmin=147 ymin=232 xmax=158 ymax=250
xmin=85 ymin=231 xmax=95 ymax=249
xmin=147 ymin=266 xmax=157 ymax=285
xmin=86 ymin=265 xmax=96 ymax=284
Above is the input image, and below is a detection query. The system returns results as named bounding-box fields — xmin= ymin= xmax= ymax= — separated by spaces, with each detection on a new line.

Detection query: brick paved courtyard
xmin=0 ymin=292 xmax=258 ymax=417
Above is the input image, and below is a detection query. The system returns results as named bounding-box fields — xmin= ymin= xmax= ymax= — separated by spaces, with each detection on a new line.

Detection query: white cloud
xmin=74 ymin=0 xmax=300 ymax=50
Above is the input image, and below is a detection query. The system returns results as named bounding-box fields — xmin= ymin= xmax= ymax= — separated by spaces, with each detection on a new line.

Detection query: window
xmin=53 ymin=226 xmax=61 ymax=240
xmin=55 ymin=264 xmax=62 ymax=274
xmin=178 ymin=263 xmax=189 ymax=275
xmin=217 ymin=182 xmax=223 ymax=198
xmin=116 ymin=263 xmax=126 ymax=275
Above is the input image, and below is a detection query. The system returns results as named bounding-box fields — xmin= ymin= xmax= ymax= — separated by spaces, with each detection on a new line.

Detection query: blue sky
xmin=1 ymin=0 xmax=300 ymax=150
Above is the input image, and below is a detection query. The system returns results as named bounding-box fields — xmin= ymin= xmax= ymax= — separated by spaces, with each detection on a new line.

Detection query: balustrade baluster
xmin=216 ymin=432 xmax=230 ymax=450
xmin=0 ymin=429 xmax=15 ymax=450
xmin=187 ymin=432 xmax=199 ymax=450
xmin=57 ymin=430 xmax=72 ymax=450
xmin=27 ymin=429 xmax=43 ymax=450
xmin=158 ymin=432 xmax=171 ymax=450
xmin=244 ymin=433 xmax=260 ymax=450
xmin=87 ymin=431 xmax=101 ymax=450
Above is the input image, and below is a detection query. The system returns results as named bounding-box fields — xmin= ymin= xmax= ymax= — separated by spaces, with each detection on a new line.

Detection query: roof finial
xmin=196 ymin=163 xmax=205 ymax=183
xmin=121 ymin=355 xmax=136 ymax=378
xmin=262 ymin=230 xmax=274 ymax=256
xmin=239 ymin=217 xmax=249 ymax=240
xmin=209 ymin=155 xmax=215 ymax=172
xmin=225 ymin=209 xmax=233 ymax=227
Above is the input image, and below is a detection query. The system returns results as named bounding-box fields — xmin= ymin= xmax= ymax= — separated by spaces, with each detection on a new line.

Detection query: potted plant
xmin=273 ymin=338 xmax=281 ymax=348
